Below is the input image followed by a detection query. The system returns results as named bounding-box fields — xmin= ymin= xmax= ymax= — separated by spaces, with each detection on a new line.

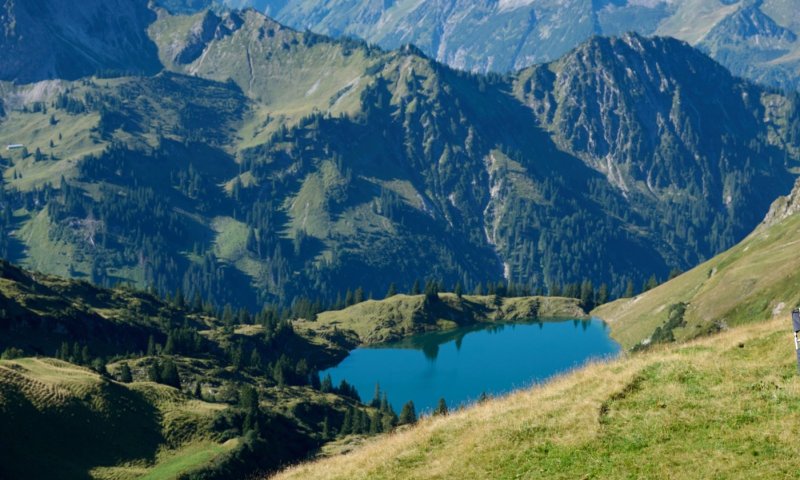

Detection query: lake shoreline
xmin=321 ymin=317 xmax=620 ymax=413
xmin=294 ymin=293 xmax=590 ymax=370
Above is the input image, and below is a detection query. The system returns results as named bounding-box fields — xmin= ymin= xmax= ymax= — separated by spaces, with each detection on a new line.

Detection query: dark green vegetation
xmin=0 ymin=256 xmax=587 ymax=477
xmin=0 ymin=259 xmax=383 ymax=479
xmin=2 ymin=3 xmax=800 ymax=311
xmin=167 ymin=0 xmax=800 ymax=91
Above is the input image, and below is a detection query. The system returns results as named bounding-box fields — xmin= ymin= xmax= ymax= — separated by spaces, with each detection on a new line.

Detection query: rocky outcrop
xmin=760 ymin=179 xmax=800 ymax=229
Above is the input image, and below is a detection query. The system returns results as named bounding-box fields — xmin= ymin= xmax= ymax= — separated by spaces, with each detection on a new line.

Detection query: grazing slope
xmin=297 ymin=293 xmax=586 ymax=344
xmin=595 ymin=178 xmax=800 ymax=350
xmin=0 ymin=259 xmax=363 ymax=478
xmin=274 ymin=317 xmax=800 ymax=479
xmin=0 ymin=357 xmax=232 ymax=480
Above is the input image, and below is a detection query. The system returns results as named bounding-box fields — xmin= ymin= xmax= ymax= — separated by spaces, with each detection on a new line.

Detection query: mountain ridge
xmin=182 ymin=0 xmax=800 ymax=91
xmin=1 ymin=4 xmax=798 ymax=310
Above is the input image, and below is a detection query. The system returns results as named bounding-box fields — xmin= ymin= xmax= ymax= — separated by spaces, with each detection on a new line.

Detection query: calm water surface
xmin=322 ymin=318 xmax=620 ymax=413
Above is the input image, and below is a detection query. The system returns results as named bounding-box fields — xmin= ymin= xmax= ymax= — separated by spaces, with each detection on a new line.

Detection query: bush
xmin=1 ymin=347 xmax=24 ymax=359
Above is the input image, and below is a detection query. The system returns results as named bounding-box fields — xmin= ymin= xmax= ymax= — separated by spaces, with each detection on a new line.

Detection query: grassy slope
xmin=0 ymin=358 xmax=231 ymax=480
xmin=0 ymin=260 xmax=355 ymax=478
xmin=593 ymin=191 xmax=800 ymax=350
xmin=275 ymin=316 xmax=800 ymax=479
xmin=296 ymin=293 xmax=586 ymax=345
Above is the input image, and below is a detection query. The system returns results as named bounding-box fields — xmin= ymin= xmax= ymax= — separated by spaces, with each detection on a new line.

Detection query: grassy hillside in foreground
xmin=274 ymin=316 xmax=800 ymax=479
xmin=0 ymin=357 xmax=233 ymax=480
xmin=594 ymin=180 xmax=800 ymax=350
xmin=295 ymin=294 xmax=586 ymax=345
xmin=0 ymin=258 xmax=379 ymax=479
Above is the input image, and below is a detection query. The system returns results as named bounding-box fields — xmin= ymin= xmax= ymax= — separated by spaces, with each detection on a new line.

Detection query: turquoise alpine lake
xmin=322 ymin=318 xmax=620 ymax=414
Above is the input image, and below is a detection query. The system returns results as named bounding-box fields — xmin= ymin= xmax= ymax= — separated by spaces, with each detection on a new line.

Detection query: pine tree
xmin=321 ymin=374 xmax=333 ymax=393
xmin=597 ymin=283 xmax=609 ymax=305
xmin=624 ymin=280 xmax=635 ymax=298
xmin=147 ymin=335 xmax=156 ymax=356
xmin=385 ymin=283 xmax=397 ymax=298
xmin=119 ymin=363 xmax=133 ymax=383
xmin=579 ymin=279 xmax=594 ymax=310
xmin=92 ymin=358 xmax=108 ymax=376
xmin=164 ymin=333 xmax=175 ymax=355
xmin=354 ymin=287 xmax=364 ymax=304
xmin=194 ymin=382 xmax=202 ymax=399
xmin=454 ymin=281 xmax=463 ymax=298
xmin=340 ymin=407 xmax=353 ymax=436
xmin=399 ymin=401 xmax=417 ymax=425
xmin=369 ymin=411 xmax=381 ymax=434
xmin=322 ymin=416 xmax=331 ymax=439
xmin=81 ymin=346 xmax=91 ymax=365
xmin=434 ymin=397 xmax=448 ymax=416
xmin=249 ymin=348 xmax=262 ymax=369
xmin=381 ymin=409 xmax=398 ymax=432
xmin=370 ymin=383 xmax=381 ymax=408
xmin=160 ymin=360 xmax=181 ymax=389
xmin=343 ymin=289 xmax=353 ymax=307
xmin=411 ymin=280 xmax=421 ymax=295
xmin=147 ymin=362 xmax=161 ymax=383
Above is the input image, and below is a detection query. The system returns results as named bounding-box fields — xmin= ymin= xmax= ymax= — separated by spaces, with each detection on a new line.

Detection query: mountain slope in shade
xmin=0 ymin=0 xmax=161 ymax=82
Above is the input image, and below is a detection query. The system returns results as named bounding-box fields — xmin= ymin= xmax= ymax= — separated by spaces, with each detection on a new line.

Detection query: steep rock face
xmin=0 ymin=0 xmax=161 ymax=82
xmin=516 ymin=33 xmax=794 ymax=265
xmin=760 ymin=178 xmax=800 ymax=228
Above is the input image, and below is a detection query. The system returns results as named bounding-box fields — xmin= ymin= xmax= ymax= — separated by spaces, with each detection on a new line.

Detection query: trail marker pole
xmin=792 ymin=309 xmax=800 ymax=374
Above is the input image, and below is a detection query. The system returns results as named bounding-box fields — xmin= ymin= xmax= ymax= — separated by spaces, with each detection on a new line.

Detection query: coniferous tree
xmin=147 ymin=362 xmax=161 ymax=383
xmin=344 ymin=289 xmax=354 ymax=307
xmin=92 ymin=358 xmax=108 ymax=376
xmin=320 ymin=374 xmax=333 ymax=393
xmin=579 ymin=280 xmax=594 ymax=310
xmin=369 ymin=411 xmax=381 ymax=434
xmin=81 ymin=346 xmax=91 ymax=365
xmin=624 ymin=280 xmax=635 ymax=298
xmin=370 ymin=383 xmax=382 ymax=408
xmin=249 ymin=349 xmax=262 ymax=370
xmin=399 ymin=401 xmax=417 ymax=425
xmin=340 ymin=407 xmax=353 ymax=436
xmin=411 ymin=280 xmax=421 ymax=295
xmin=434 ymin=397 xmax=448 ymax=416
xmin=597 ymin=283 xmax=609 ymax=305
xmin=160 ymin=359 xmax=181 ymax=389
xmin=322 ymin=416 xmax=331 ymax=440
xmin=310 ymin=371 xmax=321 ymax=390
xmin=118 ymin=363 xmax=133 ymax=383
xmin=385 ymin=283 xmax=397 ymax=298
xmin=354 ymin=287 xmax=364 ymax=304
xmin=146 ymin=335 xmax=156 ymax=356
